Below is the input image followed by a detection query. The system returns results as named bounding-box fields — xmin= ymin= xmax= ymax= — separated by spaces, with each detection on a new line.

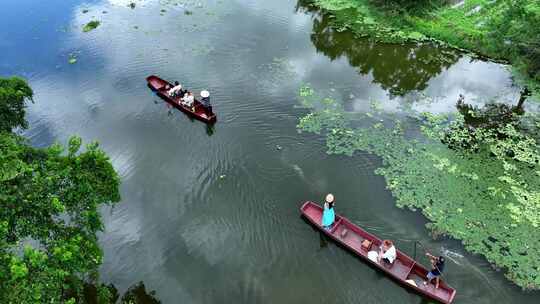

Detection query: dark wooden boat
xmin=146 ymin=75 xmax=216 ymax=123
xmin=300 ymin=201 xmax=456 ymax=304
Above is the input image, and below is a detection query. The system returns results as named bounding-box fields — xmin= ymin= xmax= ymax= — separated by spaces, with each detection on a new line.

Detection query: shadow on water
xmin=83 ymin=281 xmax=161 ymax=304
xmin=295 ymin=0 xmax=461 ymax=97
xmin=205 ymin=123 xmax=216 ymax=136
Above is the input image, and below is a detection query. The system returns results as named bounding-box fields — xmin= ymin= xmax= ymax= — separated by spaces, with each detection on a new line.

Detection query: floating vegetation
xmin=68 ymin=54 xmax=77 ymax=64
xmin=296 ymin=86 xmax=540 ymax=290
xmin=184 ymin=10 xmax=193 ymax=15
xmin=82 ymin=20 xmax=100 ymax=32
xmin=161 ymin=9 xmax=167 ymax=13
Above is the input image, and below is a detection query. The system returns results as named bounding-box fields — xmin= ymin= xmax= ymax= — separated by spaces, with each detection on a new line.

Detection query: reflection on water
xmin=83 ymin=281 xmax=161 ymax=304
xmin=3 ymin=0 xmax=539 ymax=303
xmin=297 ymin=0 xmax=460 ymax=97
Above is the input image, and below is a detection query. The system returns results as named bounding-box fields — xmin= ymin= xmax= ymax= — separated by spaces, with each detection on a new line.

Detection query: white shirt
xmin=382 ymin=245 xmax=397 ymax=263
xmin=182 ymin=94 xmax=194 ymax=105
xmin=168 ymin=85 xmax=182 ymax=95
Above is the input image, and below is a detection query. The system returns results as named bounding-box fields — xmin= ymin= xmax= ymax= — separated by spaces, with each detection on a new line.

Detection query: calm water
xmin=2 ymin=0 xmax=539 ymax=303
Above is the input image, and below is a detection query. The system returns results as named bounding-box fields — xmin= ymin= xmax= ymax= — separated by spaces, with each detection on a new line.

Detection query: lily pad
xmin=68 ymin=55 xmax=77 ymax=64
xmin=82 ymin=20 xmax=100 ymax=32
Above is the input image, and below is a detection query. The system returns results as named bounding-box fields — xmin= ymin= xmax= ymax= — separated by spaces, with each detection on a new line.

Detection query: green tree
xmin=0 ymin=77 xmax=121 ymax=303
xmin=0 ymin=77 xmax=33 ymax=133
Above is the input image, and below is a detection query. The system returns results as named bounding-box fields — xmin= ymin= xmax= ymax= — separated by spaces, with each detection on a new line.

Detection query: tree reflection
xmin=296 ymin=0 xmax=461 ymax=96
xmin=83 ymin=281 xmax=161 ymax=304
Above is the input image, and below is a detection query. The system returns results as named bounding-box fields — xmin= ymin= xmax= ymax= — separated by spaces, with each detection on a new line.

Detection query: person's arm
xmin=425 ymin=252 xmax=437 ymax=260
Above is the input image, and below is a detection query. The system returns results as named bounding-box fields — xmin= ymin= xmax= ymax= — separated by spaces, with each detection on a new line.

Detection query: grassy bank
xmin=302 ymin=0 xmax=540 ymax=96
xmin=297 ymin=86 xmax=540 ymax=289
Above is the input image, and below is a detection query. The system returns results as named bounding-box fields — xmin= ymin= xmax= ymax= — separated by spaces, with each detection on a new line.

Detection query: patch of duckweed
xmin=82 ymin=20 xmax=100 ymax=32
xmin=68 ymin=54 xmax=78 ymax=64
xmin=296 ymin=86 xmax=540 ymax=290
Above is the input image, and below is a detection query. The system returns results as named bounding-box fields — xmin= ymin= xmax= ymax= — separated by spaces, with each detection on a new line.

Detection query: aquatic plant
xmin=83 ymin=20 xmax=100 ymax=32
xmin=296 ymin=86 xmax=540 ymax=289
xmin=68 ymin=54 xmax=78 ymax=64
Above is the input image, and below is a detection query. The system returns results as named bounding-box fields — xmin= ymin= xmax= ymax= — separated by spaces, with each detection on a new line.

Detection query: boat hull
xmin=300 ymin=201 xmax=456 ymax=304
xmin=146 ymin=75 xmax=216 ymax=124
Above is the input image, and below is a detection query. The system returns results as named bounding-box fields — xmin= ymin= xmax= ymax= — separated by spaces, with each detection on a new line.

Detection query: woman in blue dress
xmin=322 ymin=193 xmax=335 ymax=230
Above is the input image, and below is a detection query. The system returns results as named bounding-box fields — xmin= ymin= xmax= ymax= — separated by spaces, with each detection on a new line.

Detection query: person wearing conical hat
xmin=200 ymin=90 xmax=212 ymax=117
xmin=322 ymin=193 xmax=335 ymax=230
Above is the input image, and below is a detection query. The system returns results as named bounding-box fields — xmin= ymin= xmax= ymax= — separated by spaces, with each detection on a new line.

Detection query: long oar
xmin=414 ymin=241 xmax=446 ymax=282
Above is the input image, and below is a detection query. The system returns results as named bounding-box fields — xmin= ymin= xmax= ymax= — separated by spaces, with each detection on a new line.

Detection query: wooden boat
xmin=146 ymin=75 xmax=216 ymax=123
xmin=300 ymin=201 xmax=456 ymax=304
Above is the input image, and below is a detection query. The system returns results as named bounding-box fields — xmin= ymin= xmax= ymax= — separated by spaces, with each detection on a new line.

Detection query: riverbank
xmin=296 ymin=85 xmax=540 ymax=290
xmin=302 ymin=0 xmax=539 ymax=96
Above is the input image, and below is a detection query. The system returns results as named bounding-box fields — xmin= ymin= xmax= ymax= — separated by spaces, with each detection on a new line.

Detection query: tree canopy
xmin=0 ymin=77 xmax=33 ymax=133
xmin=0 ymin=77 xmax=121 ymax=303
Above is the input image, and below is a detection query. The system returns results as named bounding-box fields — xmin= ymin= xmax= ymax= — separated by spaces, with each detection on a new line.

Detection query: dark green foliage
xmin=0 ymin=133 xmax=121 ymax=303
xmin=120 ymin=282 xmax=161 ymax=304
xmin=0 ymin=77 xmax=33 ymax=133
xmin=297 ymin=86 xmax=540 ymax=289
xmin=487 ymin=0 xmax=540 ymax=82
xmin=303 ymin=0 xmax=540 ymax=96
xmin=0 ymin=77 xmax=121 ymax=302
xmin=298 ymin=5 xmax=460 ymax=96
xmin=83 ymin=21 xmax=100 ymax=32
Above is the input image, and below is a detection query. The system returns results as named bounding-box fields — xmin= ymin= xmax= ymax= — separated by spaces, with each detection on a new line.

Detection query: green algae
xmin=296 ymin=87 xmax=540 ymax=289
xmin=68 ymin=54 xmax=77 ymax=64
xmin=82 ymin=20 xmax=100 ymax=32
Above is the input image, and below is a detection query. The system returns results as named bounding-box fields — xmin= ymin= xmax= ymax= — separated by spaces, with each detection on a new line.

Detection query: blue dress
xmin=322 ymin=206 xmax=335 ymax=228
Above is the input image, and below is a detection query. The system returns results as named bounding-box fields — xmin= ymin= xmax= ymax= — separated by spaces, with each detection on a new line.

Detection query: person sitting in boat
xmin=424 ymin=253 xmax=445 ymax=289
xmin=181 ymin=92 xmax=195 ymax=108
xmin=168 ymin=81 xmax=184 ymax=97
xmin=321 ymin=193 xmax=335 ymax=230
xmin=378 ymin=239 xmax=397 ymax=265
xmin=200 ymin=90 xmax=212 ymax=116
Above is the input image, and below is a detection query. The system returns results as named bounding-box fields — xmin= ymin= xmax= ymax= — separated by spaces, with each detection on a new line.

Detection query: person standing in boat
xmin=424 ymin=253 xmax=445 ymax=289
xmin=181 ymin=92 xmax=195 ymax=108
xmin=378 ymin=240 xmax=397 ymax=265
xmin=168 ymin=81 xmax=183 ymax=97
xmin=322 ymin=193 xmax=335 ymax=230
xmin=200 ymin=90 xmax=212 ymax=116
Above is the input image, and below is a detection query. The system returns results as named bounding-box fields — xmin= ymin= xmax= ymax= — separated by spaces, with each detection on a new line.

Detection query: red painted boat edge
xmin=300 ymin=201 xmax=456 ymax=304
xmin=146 ymin=75 xmax=217 ymax=123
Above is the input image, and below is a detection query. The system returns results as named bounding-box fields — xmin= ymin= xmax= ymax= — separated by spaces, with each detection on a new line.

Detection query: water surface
xmin=2 ymin=0 xmax=539 ymax=303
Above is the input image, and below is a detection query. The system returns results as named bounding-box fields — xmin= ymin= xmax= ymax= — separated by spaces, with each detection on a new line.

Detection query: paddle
xmin=414 ymin=241 xmax=446 ymax=287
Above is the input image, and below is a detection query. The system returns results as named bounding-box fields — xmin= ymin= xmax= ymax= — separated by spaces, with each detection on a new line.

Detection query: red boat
xmin=301 ymin=201 xmax=456 ymax=304
xmin=146 ymin=75 xmax=216 ymax=123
